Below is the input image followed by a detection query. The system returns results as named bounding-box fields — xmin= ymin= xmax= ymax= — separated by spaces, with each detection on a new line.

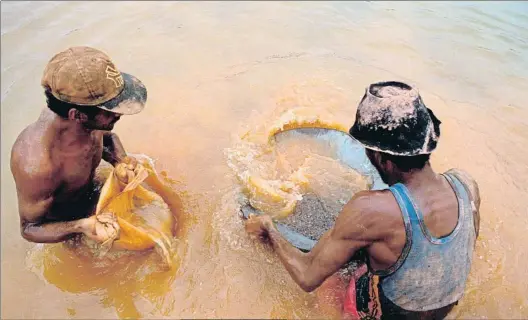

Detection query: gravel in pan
xmin=280 ymin=192 xmax=367 ymax=276
xmin=281 ymin=193 xmax=347 ymax=241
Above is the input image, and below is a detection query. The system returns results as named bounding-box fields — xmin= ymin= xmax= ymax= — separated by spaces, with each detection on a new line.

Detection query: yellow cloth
xmin=92 ymin=160 xmax=174 ymax=267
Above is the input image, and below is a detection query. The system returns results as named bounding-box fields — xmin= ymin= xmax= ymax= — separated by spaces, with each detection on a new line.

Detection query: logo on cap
xmin=106 ymin=65 xmax=124 ymax=88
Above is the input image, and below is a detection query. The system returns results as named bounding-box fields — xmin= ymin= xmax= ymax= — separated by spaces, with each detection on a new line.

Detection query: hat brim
xmin=349 ymin=125 xmax=434 ymax=157
xmin=349 ymin=134 xmax=420 ymax=156
xmin=97 ymin=73 xmax=146 ymax=115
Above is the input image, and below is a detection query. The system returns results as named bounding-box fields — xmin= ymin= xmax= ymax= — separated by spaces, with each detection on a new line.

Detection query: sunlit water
xmin=2 ymin=1 xmax=528 ymax=319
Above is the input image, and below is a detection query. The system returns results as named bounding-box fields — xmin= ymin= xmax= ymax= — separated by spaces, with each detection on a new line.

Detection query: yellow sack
xmin=89 ymin=158 xmax=174 ymax=267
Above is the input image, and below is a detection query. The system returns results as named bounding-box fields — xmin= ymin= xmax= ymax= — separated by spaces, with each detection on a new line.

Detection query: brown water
xmin=2 ymin=1 xmax=528 ymax=319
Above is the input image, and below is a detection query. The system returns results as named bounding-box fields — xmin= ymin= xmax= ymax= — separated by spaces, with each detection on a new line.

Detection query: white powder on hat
xmin=358 ymin=83 xmax=419 ymax=131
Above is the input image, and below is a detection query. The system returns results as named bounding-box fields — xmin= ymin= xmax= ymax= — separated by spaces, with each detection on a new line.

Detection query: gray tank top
xmin=373 ymin=172 xmax=476 ymax=311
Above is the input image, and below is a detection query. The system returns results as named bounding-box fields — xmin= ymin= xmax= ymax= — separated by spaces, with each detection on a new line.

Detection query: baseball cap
xmin=41 ymin=46 xmax=146 ymax=115
xmin=349 ymin=81 xmax=441 ymax=156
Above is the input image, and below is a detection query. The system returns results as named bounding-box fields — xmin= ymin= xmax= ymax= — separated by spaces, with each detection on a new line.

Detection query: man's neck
xmin=398 ymin=163 xmax=437 ymax=189
xmin=45 ymin=109 xmax=94 ymax=149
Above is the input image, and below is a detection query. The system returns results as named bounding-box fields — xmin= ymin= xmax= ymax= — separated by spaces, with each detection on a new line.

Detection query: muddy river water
xmin=2 ymin=1 xmax=528 ymax=319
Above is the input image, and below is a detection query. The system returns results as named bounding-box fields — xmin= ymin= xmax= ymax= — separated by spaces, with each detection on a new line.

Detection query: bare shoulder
xmin=334 ymin=189 xmax=401 ymax=242
xmin=10 ymin=124 xmax=60 ymax=198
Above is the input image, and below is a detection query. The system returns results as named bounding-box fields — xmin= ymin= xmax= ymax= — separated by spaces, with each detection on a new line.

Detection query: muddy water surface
xmin=2 ymin=1 xmax=528 ymax=319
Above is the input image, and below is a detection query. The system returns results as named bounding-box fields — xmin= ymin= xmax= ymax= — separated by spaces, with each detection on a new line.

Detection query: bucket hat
xmin=349 ymin=81 xmax=441 ymax=156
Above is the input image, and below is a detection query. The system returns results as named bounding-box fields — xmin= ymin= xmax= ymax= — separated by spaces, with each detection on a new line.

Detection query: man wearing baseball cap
xmin=246 ymin=81 xmax=481 ymax=319
xmin=11 ymin=46 xmax=147 ymax=244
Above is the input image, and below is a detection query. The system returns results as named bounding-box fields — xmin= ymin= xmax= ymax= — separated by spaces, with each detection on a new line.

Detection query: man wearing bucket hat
xmin=246 ymin=81 xmax=481 ymax=319
xmin=11 ymin=46 xmax=147 ymax=244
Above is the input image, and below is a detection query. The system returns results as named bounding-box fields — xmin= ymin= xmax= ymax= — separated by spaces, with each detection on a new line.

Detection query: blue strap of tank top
xmin=389 ymin=183 xmax=420 ymax=222
xmin=370 ymin=183 xmax=416 ymax=277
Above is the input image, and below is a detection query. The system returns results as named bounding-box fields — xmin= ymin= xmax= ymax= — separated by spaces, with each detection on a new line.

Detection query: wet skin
xmin=10 ymin=107 xmax=130 ymax=243
xmin=246 ymin=150 xmax=481 ymax=315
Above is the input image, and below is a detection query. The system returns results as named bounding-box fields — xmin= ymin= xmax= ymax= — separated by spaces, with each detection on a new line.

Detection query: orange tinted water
xmin=2 ymin=2 xmax=528 ymax=318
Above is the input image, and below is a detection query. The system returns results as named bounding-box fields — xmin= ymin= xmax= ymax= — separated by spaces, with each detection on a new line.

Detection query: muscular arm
xmin=22 ymin=215 xmax=85 ymax=243
xmin=260 ymin=193 xmax=377 ymax=292
xmin=11 ymin=157 xmax=90 ymax=243
xmin=102 ymin=132 xmax=127 ymax=166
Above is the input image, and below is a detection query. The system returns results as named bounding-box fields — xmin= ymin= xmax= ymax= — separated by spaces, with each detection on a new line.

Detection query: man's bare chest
xmin=56 ymin=136 xmax=104 ymax=197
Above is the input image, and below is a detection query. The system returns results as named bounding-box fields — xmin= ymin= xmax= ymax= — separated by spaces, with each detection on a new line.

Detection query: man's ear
xmin=376 ymin=152 xmax=393 ymax=173
xmin=385 ymin=158 xmax=395 ymax=174
xmin=68 ymin=108 xmax=88 ymax=123
xmin=373 ymin=151 xmax=383 ymax=166
xmin=67 ymin=108 xmax=76 ymax=120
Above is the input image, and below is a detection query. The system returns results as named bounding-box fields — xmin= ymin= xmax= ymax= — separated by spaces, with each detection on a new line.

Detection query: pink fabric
xmin=342 ymin=264 xmax=368 ymax=319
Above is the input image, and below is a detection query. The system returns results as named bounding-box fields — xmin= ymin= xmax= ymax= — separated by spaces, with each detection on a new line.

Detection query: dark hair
xmin=45 ymin=90 xmax=100 ymax=119
xmin=380 ymin=152 xmax=430 ymax=172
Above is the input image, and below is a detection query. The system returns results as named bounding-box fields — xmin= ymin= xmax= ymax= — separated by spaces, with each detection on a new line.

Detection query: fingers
xmin=244 ymin=214 xmax=260 ymax=230
xmin=93 ymin=213 xmax=120 ymax=243
xmin=116 ymin=161 xmax=146 ymax=185
xmin=123 ymin=156 xmax=139 ymax=170
xmin=262 ymin=215 xmax=274 ymax=229
xmin=127 ymin=159 xmax=138 ymax=170
xmin=115 ymin=164 xmax=129 ymax=183
xmin=245 ymin=216 xmax=265 ymax=234
xmin=96 ymin=212 xmax=117 ymax=224
xmin=103 ymin=222 xmax=119 ymax=239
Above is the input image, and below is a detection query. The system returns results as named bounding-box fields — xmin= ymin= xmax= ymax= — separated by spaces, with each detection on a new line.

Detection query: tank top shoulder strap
xmin=378 ymin=177 xmax=476 ymax=311
xmin=371 ymin=183 xmax=415 ymax=276
xmin=441 ymin=171 xmax=475 ymax=234
xmin=389 ymin=183 xmax=420 ymax=221
xmin=441 ymin=172 xmax=470 ymax=208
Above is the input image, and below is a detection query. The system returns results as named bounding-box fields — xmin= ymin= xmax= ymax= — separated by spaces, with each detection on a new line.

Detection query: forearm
xmin=21 ymin=219 xmax=84 ymax=243
xmin=248 ymin=198 xmax=372 ymax=293
xmin=103 ymin=133 xmax=127 ymax=166
xmin=267 ymin=226 xmax=317 ymax=291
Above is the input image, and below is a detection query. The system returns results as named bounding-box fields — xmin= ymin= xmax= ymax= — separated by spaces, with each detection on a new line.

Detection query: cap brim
xmin=97 ymin=73 xmax=146 ymax=115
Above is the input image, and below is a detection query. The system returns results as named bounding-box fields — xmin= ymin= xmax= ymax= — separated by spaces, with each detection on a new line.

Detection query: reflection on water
xmin=2 ymin=1 xmax=528 ymax=319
